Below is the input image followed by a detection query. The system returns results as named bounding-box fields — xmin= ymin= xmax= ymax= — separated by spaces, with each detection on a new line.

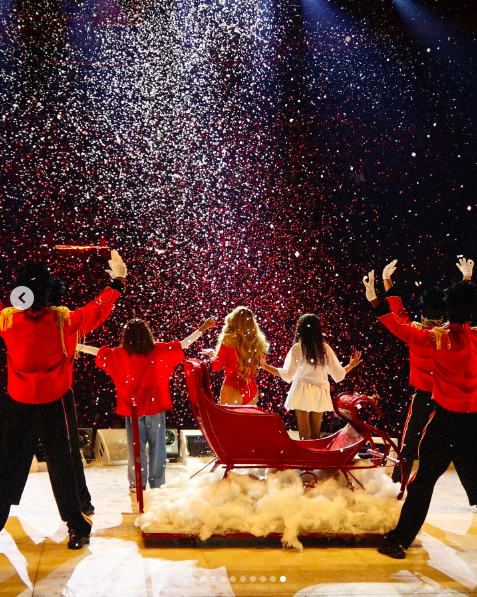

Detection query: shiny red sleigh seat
xmin=183 ymin=359 xmax=405 ymax=498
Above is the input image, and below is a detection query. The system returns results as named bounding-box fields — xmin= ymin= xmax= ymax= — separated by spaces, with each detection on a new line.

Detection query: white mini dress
xmin=278 ymin=342 xmax=347 ymax=413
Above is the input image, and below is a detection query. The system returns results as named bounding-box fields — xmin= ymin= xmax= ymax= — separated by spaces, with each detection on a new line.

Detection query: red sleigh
xmin=132 ymin=358 xmax=405 ymax=536
xmin=182 ymin=359 xmax=405 ymax=495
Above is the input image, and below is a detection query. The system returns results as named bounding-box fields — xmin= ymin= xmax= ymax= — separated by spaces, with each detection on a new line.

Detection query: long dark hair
xmin=294 ymin=313 xmax=327 ymax=367
xmin=121 ymin=319 xmax=156 ymax=356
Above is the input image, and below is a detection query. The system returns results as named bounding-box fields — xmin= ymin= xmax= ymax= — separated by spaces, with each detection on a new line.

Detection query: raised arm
xmin=260 ymin=355 xmax=282 ymax=378
xmin=377 ymin=310 xmax=433 ymax=349
xmin=203 ymin=343 xmax=229 ymax=372
xmin=180 ymin=317 xmax=216 ymax=349
xmin=364 ymin=269 xmax=433 ymax=350
xmin=69 ymin=250 xmax=127 ymax=335
xmin=381 ymin=259 xmax=411 ymax=321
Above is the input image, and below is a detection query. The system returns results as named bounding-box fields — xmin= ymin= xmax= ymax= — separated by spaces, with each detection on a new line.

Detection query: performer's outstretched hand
xmin=199 ymin=317 xmax=216 ymax=332
xmin=105 ymin=250 xmax=127 ymax=280
xmin=259 ymin=355 xmax=280 ymax=377
xmin=456 ymin=257 xmax=473 ymax=280
xmin=201 ymin=348 xmax=215 ymax=357
xmin=349 ymin=350 xmax=362 ymax=368
xmin=345 ymin=349 xmax=362 ymax=374
xmin=382 ymin=259 xmax=397 ymax=292
xmin=382 ymin=259 xmax=398 ymax=280
xmin=363 ymin=270 xmax=377 ymax=301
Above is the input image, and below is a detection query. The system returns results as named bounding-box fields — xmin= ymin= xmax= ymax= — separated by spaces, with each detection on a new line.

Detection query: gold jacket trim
xmin=0 ymin=307 xmax=22 ymax=332
xmin=431 ymin=327 xmax=451 ymax=351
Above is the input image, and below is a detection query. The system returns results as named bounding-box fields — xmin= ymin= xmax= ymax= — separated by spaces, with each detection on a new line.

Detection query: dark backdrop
xmin=0 ymin=0 xmax=476 ymax=438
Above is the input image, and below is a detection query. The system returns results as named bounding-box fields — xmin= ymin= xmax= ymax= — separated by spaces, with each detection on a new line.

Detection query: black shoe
xmin=81 ymin=502 xmax=95 ymax=517
xmin=68 ymin=528 xmax=91 ymax=550
xmin=0 ymin=504 xmax=11 ymax=532
xmin=378 ymin=537 xmax=406 ymax=559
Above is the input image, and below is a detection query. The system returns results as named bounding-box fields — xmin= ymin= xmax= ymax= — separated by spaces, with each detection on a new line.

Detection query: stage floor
xmin=1 ymin=462 xmax=476 ymax=596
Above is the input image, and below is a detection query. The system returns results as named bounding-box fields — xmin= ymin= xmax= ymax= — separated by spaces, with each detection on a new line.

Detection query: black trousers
xmin=388 ymin=404 xmax=477 ymax=549
xmin=392 ymin=390 xmax=434 ymax=484
xmin=62 ymin=390 xmax=92 ymax=507
xmin=0 ymin=391 xmax=91 ymax=534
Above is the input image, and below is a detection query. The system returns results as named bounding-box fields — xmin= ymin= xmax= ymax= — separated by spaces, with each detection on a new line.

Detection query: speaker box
xmin=78 ymin=428 xmax=94 ymax=462
xmin=95 ymin=429 xmax=128 ymax=465
xmin=165 ymin=428 xmax=179 ymax=460
xmin=179 ymin=430 xmax=214 ymax=464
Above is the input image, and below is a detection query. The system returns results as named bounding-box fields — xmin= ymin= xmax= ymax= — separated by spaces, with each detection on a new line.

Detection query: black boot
xmin=0 ymin=503 xmax=11 ymax=532
xmin=67 ymin=518 xmax=92 ymax=550
xmin=378 ymin=535 xmax=406 ymax=559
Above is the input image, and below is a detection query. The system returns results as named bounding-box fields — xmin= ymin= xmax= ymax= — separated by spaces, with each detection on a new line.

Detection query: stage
xmin=1 ymin=462 xmax=476 ymax=596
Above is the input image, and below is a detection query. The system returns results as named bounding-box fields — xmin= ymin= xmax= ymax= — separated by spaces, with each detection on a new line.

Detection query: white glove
xmin=105 ymin=250 xmax=127 ymax=279
xmin=363 ymin=270 xmax=377 ymax=302
xmin=382 ymin=259 xmax=398 ymax=280
xmin=456 ymin=258 xmax=473 ymax=279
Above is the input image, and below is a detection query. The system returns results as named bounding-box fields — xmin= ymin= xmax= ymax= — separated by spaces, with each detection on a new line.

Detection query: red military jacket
xmin=386 ymin=295 xmax=435 ymax=392
xmin=95 ymin=340 xmax=185 ymax=417
xmin=377 ymin=312 xmax=477 ymax=413
xmin=0 ymin=285 xmax=121 ymax=404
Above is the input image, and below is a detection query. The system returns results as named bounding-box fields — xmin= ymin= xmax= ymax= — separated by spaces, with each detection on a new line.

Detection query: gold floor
xmin=1 ymin=464 xmax=476 ymax=596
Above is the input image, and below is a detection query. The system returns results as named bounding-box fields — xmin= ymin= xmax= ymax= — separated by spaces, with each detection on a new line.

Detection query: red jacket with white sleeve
xmin=95 ymin=340 xmax=185 ymax=417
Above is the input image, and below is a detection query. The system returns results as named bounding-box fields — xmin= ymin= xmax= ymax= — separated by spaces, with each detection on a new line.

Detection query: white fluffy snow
xmin=137 ymin=464 xmax=402 ymax=550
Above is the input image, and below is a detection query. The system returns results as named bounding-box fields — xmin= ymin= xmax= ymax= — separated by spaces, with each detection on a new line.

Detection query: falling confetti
xmin=0 ymin=0 xmax=476 ymax=440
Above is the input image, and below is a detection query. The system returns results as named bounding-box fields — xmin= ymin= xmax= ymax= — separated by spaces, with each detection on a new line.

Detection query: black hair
xmin=444 ymin=281 xmax=477 ymax=324
xmin=294 ymin=313 xmax=327 ymax=368
xmin=419 ymin=286 xmax=445 ymax=321
xmin=15 ymin=261 xmax=51 ymax=312
xmin=15 ymin=261 xmax=66 ymax=311
xmin=48 ymin=277 xmax=67 ymax=306
xmin=121 ymin=319 xmax=156 ymax=356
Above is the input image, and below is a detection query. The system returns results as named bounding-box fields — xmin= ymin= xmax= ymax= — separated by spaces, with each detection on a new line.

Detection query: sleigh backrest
xmin=333 ymin=392 xmax=382 ymax=440
xmin=183 ymin=359 xmax=226 ymax=460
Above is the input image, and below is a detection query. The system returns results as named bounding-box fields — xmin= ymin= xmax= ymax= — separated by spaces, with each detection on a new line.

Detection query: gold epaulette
xmin=0 ymin=307 xmax=22 ymax=332
xmin=52 ymin=307 xmax=71 ymax=357
xmin=431 ymin=326 xmax=451 ymax=351
xmin=411 ymin=321 xmax=423 ymax=330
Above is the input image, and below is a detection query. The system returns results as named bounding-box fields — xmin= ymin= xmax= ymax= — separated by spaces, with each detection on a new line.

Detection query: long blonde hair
xmin=215 ymin=306 xmax=268 ymax=380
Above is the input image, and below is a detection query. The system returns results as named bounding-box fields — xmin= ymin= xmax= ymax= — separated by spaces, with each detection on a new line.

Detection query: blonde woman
xmin=202 ymin=306 xmax=268 ymax=405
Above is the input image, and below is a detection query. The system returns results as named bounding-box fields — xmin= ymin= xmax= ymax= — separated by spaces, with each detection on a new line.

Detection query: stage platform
xmin=1 ymin=462 xmax=476 ymax=596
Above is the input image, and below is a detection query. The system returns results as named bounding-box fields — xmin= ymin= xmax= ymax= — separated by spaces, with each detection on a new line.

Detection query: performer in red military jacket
xmin=381 ymin=260 xmax=443 ymax=483
xmin=363 ymin=270 xmax=477 ymax=559
xmin=0 ymin=250 xmax=127 ymax=550
xmin=382 ymin=258 xmax=473 ymax=483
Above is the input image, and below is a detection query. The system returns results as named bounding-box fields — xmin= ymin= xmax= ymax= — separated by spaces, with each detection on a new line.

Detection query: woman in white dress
xmin=260 ymin=314 xmax=362 ymax=440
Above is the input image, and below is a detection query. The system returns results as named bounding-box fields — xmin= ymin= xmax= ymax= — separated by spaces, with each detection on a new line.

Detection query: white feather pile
xmin=137 ymin=465 xmax=402 ymax=550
